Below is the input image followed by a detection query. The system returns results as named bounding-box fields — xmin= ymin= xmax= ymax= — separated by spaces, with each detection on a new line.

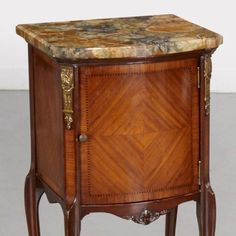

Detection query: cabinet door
xmin=79 ymin=58 xmax=199 ymax=204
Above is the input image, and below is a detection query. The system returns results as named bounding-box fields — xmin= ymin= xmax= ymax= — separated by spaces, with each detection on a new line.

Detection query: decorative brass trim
xmin=123 ymin=209 xmax=168 ymax=225
xmin=203 ymin=55 xmax=212 ymax=116
xmin=61 ymin=66 xmax=74 ymax=129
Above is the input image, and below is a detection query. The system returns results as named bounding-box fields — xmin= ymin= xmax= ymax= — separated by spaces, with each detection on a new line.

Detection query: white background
xmin=0 ymin=0 xmax=233 ymax=91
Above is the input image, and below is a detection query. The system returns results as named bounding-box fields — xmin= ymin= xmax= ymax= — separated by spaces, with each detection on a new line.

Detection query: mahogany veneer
xmin=16 ymin=15 xmax=223 ymax=236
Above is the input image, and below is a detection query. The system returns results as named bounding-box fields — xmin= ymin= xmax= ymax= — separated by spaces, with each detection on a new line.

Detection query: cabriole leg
xmin=197 ymin=184 xmax=216 ymax=236
xmin=165 ymin=207 xmax=178 ymax=236
xmin=63 ymin=200 xmax=81 ymax=236
xmin=25 ymin=171 xmax=44 ymax=236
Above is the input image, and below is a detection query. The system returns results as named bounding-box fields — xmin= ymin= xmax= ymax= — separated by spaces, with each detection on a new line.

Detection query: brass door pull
xmin=79 ymin=134 xmax=88 ymax=142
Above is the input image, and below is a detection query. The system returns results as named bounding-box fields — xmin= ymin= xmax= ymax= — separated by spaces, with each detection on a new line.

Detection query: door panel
xmin=80 ymin=58 xmax=199 ymax=204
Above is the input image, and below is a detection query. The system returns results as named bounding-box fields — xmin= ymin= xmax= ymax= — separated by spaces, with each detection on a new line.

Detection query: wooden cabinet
xmin=16 ymin=14 xmax=222 ymax=235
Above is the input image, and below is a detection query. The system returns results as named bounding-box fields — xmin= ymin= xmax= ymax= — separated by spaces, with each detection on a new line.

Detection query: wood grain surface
xmin=33 ymin=49 xmax=65 ymax=197
xmin=80 ymin=58 xmax=199 ymax=204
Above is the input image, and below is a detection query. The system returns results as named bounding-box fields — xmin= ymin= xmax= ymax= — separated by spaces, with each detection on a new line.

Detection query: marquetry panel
xmin=80 ymin=58 xmax=199 ymax=204
xmin=33 ymin=49 xmax=64 ymax=197
xmin=64 ymin=129 xmax=76 ymax=204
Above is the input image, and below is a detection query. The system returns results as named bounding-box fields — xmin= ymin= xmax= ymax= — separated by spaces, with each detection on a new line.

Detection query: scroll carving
xmin=61 ymin=66 xmax=74 ymax=129
xmin=203 ymin=55 xmax=212 ymax=116
xmin=123 ymin=209 xmax=168 ymax=225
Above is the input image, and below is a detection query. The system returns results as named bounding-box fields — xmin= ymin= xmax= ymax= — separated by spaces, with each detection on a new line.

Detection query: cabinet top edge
xmin=16 ymin=14 xmax=223 ymax=60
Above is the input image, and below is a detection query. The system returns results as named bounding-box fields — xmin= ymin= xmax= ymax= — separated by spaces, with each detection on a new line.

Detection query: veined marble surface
xmin=16 ymin=14 xmax=223 ymax=60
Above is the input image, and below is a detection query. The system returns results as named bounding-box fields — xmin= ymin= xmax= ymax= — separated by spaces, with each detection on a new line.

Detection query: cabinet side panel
xmin=80 ymin=58 xmax=199 ymax=204
xmin=33 ymin=48 xmax=64 ymax=197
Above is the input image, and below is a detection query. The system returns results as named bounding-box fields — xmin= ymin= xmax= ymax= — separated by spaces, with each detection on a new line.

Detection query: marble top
xmin=16 ymin=14 xmax=223 ymax=60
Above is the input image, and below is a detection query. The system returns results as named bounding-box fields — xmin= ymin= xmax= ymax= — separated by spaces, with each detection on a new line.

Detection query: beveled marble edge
xmin=16 ymin=15 xmax=223 ymax=60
